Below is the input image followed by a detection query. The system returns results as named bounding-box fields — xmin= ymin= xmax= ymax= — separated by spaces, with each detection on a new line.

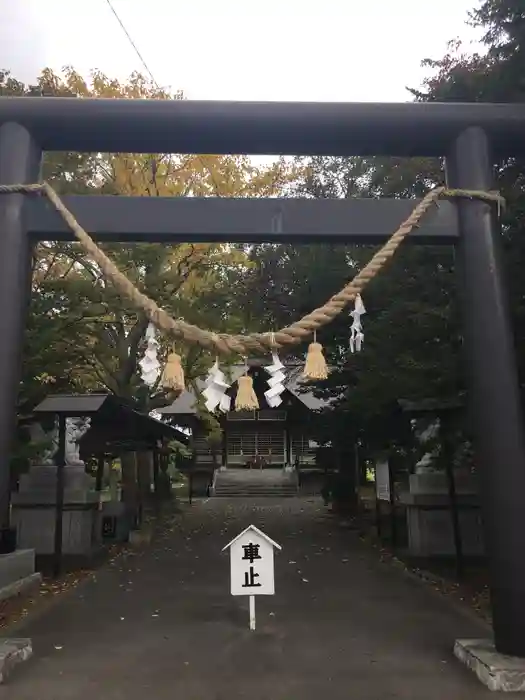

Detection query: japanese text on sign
xmin=224 ymin=525 xmax=281 ymax=597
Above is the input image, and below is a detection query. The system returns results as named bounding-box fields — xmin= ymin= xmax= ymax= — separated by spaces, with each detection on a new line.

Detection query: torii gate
xmin=0 ymin=99 xmax=525 ymax=658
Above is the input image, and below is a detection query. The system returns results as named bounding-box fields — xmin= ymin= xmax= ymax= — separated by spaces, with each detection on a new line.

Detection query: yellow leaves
xmin=106 ymin=151 xmax=302 ymax=201
xmin=35 ymin=68 xmax=305 ymax=202
xmin=50 ymin=67 xmax=179 ymax=102
xmin=34 ymin=373 xmax=57 ymax=385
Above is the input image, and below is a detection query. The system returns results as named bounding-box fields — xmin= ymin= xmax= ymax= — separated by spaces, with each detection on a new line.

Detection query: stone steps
xmin=212 ymin=469 xmax=298 ymax=498
xmin=214 ymin=488 xmax=297 ymax=498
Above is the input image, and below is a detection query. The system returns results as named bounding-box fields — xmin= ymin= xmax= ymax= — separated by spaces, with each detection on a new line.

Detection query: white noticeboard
xmin=375 ymin=460 xmax=391 ymax=502
xmin=223 ymin=524 xmax=282 ymax=630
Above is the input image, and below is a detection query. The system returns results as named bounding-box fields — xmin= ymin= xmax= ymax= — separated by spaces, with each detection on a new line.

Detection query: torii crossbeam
xmin=1 ymin=97 xmax=525 ymax=657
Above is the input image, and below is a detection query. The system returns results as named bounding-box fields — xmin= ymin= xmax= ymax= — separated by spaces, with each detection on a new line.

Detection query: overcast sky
xmin=1 ymin=0 xmax=483 ymax=102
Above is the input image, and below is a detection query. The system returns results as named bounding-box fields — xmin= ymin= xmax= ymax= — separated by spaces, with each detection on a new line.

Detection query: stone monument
xmin=399 ymin=415 xmax=484 ymax=557
xmin=11 ymin=416 xmax=102 ymax=566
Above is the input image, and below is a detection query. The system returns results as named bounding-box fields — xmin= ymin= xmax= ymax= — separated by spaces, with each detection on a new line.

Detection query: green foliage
xmin=235 ymin=1 xmax=525 ymax=461
xmin=1 ymin=67 xmax=298 ymax=412
xmin=5 ymin=4 xmax=525 ymax=476
xmin=1 ymin=66 xmax=299 ymax=481
xmin=237 ymin=156 xmax=460 ymax=455
xmin=167 ymin=439 xmax=192 ymax=460
xmin=412 ymin=0 xmax=525 ymax=388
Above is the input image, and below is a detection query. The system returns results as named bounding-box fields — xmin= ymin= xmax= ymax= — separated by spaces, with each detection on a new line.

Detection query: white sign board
xmin=223 ymin=525 xmax=281 ymax=630
xmin=375 ymin=460 xmax=391 ymax=502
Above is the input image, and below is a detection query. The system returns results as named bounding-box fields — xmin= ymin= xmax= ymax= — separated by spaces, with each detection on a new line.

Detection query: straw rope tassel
xmin=235 ymin=361 xmax=259 ymax=411
xmin=160 ymin=350 xmax=185 ymax=393
xmin=302 ymin=331 xmax=328 ymax=381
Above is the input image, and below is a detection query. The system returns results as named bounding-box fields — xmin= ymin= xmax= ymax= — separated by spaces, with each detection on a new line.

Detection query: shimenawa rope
xmin=0 ymin=182 xmax=504 ymax=356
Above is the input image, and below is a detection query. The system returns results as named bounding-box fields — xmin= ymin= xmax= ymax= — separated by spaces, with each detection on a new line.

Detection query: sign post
xmin=375 ymin=460 xmax=391 ymax=502
xmin=222 ymin=524 xmax=282 ymax=630
xmin=375 ymin=459 xmax=397 ymax=546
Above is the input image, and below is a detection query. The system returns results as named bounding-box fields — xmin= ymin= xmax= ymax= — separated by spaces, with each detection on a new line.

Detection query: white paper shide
xmin=202 ymin=360 xmax=231 ymax=413
xmin=139 ymin=323 xmax=161 ymax=387
xmin=350 ymin=294 xmax=366 ymax=353
xmin=264 ymin=353 xmax=286 ymax=408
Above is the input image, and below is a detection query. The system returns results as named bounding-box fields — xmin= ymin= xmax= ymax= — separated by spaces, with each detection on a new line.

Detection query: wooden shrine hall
xmin=159 ymin=361 xmax=326 ymax=472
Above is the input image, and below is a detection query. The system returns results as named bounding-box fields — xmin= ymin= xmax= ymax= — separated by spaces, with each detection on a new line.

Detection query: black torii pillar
xmin=447 ymin=127 xmax=525 ymax=657
xmin=0 ymin=123 xmax=41 ymax=552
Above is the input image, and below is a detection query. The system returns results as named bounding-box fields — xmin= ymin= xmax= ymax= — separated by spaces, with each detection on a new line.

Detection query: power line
xmin=103 ymin=0 xmax=225 ymax=197
xmin=104 ymin=0 xmax=159 ymax=88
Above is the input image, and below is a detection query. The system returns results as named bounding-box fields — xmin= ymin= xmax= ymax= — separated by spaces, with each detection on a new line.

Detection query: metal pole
xmin=374 ymin=463 xmax=382 ymax=540
xmin=249 ymin=595 xmax=256 ymax=631
xmin=95 ymin=454 xmax=105 ymax=492
xmin=440 ymin=415 xmax=463 ymax=580
xmin=0 ymin=123 xmax=41 ymax=553
xmin=447 ymin=126 xmax=525 ymax=656
xmin=375 ymin=497 xmax=382 ymax=540
xmin=53 ymin=414 xmax=66 ymax=578
xmin=388 ymin=460 xmax=397 ymax=548
xmin=152 ymin=447 xmax=159 ymax=494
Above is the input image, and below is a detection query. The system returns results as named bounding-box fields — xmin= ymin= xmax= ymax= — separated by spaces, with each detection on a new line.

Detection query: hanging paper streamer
xmin=202 ymin=360 xmax=231 ymax=413
xmin=139 ymin=323 xmax=161 ymax=387
xmin=350 ymin=294 xmax=366 ymax=353
xmin=264 ymin=353 xmax=286 ymax=408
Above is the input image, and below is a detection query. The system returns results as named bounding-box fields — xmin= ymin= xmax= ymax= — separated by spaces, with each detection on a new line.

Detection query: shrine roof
xmin=158 ymin=363 xmax=328 ymax=416
xmin=33 ymin=392 xmax=188 ymax=452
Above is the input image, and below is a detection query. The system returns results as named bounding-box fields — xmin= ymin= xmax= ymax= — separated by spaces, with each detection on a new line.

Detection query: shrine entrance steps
xmin=212 ymin=468 xmax=298 ymax=498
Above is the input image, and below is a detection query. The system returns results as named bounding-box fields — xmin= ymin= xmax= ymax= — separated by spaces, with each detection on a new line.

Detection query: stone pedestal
xmin=0 ymin=550 xmax=40 ymax=602
xmin=11 ymin=464 xmax=101 ymax=562
xmin=399 ymin=471 xmax=484 ymax=557
xmin=0 ymin=549 xmax=35 ymax=590
xmin=0 ymin=639 xmax=32 ymax=684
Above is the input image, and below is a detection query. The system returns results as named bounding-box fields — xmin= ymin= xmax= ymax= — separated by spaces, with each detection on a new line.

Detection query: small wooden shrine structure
xmin=159 ymin=362 xmax=325 ymax=472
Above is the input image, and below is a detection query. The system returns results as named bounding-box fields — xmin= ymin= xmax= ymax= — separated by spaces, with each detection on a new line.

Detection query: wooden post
xmin=53 ymin=414 xmax=67 ymax=578
xmin=388 ymin=460 xmax=397 ymax=548
xmin=95 ymin=454 xmax=105 ymax=492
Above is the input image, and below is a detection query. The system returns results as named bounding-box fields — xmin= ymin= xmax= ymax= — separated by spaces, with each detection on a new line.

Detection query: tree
xmin=2 ymin=66 xmax=301 ymax=512
xmin=239 ymin=156 xmax=458 ymax=430
xmin=30 ymin=68 xmax=296 ymax=406
xmin=411 ymin=0 xmax=525 ymax=391
xmin=236 ymin=1 xmax=525 ymax=503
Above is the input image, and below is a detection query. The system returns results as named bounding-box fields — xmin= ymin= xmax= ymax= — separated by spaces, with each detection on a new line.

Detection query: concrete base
xmin=455 ymin=639 xmax=525 ymax=691
xmin=0 ymin=638 xmax=32 ymax=683
xmin=0 ymin=572 xmax=41 ymax=603
xmin=0 ymin=550 xmax=36 ymax=589
xmin=400 ymin=495 xmax=484 ymax=557
xmin=0 ymin=550 xmax=41 ymax=603
xmin=11 ymin=463 xmax=101 ymax=559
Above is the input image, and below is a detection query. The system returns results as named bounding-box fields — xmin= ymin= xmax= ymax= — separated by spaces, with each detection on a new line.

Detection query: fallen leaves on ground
xmin=0 ymin=543 xmax=131 ymax=632
xmin=357 ymin=526 xmax=491 ymax=621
